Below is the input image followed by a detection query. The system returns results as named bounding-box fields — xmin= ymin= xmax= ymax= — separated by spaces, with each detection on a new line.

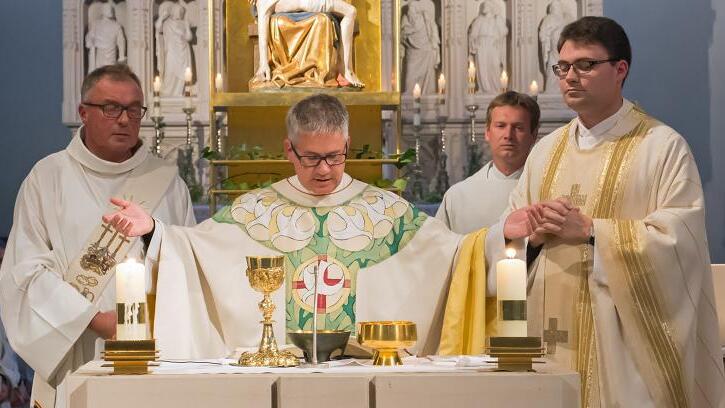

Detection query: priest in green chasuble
xmin=104 ymin=94 xmax=491 ymax=359
xmin=486 ymin=17 xmax=724 ymax=407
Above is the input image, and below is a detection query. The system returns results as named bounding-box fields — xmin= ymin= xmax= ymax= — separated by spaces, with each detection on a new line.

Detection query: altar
xmin=65 ymin=358 xmax=580 ymax=408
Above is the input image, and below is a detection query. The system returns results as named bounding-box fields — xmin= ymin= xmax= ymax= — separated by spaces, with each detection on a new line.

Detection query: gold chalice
xmin=238 ymin=255 xmax=298 ymax=367
xmin=357 ymin=321 xmax=417 ymax=366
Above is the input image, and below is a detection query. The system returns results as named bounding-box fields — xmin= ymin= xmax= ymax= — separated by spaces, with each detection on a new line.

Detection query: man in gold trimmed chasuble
xmin=104 ymin=93 xmax=491 ymax=361
xmin=485 ymin=16 xmax=724 ymax=407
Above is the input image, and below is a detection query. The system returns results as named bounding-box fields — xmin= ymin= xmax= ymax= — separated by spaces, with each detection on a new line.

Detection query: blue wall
xmin=0 ymin=1 xmax=69 ymax=237
xmin=605 ymin=0 xmax=724 ymax=262
xmin=0 ymin=0 xmax=723 ymax=261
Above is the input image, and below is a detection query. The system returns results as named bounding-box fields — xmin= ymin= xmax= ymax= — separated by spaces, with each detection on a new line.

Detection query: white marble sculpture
xmin=468 ymin=0 xmax=508 ymax=94
xmin=250 ymin=0 xmax=364 ymax=87
xmin=156 ymin=3 xmax=194 ymax=97
xmin=401 ymin=0 xmax=440 ymax=94
xmin=85 ymin=2 xmax=126 ymax=72
xmin=539 ymin=0 xmax=572 ymax=93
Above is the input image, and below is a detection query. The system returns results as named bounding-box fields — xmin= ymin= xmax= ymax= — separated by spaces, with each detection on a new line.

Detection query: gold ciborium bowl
xmin=246 ymin=255 xmax=285 ymax=293
xmin=288 ymin=330 xmax=351 ymax=363
xmin=357 ymin=321 xmax=417 ymax=366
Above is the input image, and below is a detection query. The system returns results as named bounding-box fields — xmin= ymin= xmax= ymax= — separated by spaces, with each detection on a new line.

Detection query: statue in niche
xmin=155 ymin=3 xmax=194 ymax=97
xmin=85 ymin=2 xmax=126 ymax=72
xmin=468 ymin=0 xmax=508 ymax=94
xmin=401 ymin=0 xmax=440 ymax=94
xmin=539 ymin=0 xmax=574 ymax=93
xmin=249 ymin=0 xmax=364 ymax=89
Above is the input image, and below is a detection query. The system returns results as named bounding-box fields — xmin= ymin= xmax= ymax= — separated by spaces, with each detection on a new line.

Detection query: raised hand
xmin=102 ymin=198 xmax=154 ymax=237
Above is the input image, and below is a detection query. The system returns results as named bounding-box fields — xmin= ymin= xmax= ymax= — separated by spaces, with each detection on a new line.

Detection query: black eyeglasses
xmin=552 ymin=59 xmax=620 ymax=78
xmin=83 ymin=102 xmax=148 ymax=120
xmin=290 ymin=143 xmax=347 ymax=167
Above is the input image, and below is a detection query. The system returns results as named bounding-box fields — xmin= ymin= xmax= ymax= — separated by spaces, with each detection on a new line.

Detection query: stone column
xmin=62 ymin=0 xmax=83 ymax=124
xmin=511 ymin=0 xmax=539 ymax=92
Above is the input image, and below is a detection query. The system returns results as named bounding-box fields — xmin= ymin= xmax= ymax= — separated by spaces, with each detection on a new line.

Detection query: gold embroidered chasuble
xmin=149 ymin=174 xmax=489 ymax=360
xmin=495 ymin=104 xmax=724 ymax=407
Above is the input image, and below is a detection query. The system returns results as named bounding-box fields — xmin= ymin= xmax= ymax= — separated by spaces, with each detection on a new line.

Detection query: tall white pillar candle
xmin=116 ymin=258 xmax=148 ymax=340
xmin=496 ymin=248 xmax=527 ymax=337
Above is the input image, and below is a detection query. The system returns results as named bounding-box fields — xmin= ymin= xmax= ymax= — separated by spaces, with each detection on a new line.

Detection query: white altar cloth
xmin=66 ymin=357 xmax=580 ymax=408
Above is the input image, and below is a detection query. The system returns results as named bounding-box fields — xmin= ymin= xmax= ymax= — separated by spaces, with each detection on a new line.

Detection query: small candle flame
xmin=505 ymin=248 xmax=516 ymax=259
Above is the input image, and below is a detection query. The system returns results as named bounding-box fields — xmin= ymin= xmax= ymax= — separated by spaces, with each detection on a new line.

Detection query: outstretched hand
xmin=102 ymin=198 xmax=154 ymax=237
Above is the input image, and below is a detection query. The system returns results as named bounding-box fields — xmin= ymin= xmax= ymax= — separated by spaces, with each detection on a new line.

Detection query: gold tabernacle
xmin=238 ymin=255 xmax=299 ymax=367
xmin=485 ymin=336 xmax=545 ymax=372
xmin=102 ymin=339 xmax=159 ymax=375
xmin=357 ymin=321 xmax=416 ymax=366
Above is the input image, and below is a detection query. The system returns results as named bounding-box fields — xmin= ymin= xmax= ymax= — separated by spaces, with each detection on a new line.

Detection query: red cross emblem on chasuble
xmin=292 ymin=255 xmax=352 ymax=313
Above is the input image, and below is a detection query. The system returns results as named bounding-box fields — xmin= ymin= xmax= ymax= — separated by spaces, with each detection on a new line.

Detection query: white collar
xmin=66 ymin=126 xmax=148 ymax=174
xmin=486 ymin=161 xmax=523 ymax=180
xmin=575 ymin=99 xmax=633 ymax=150
xmin=287 ymin=173 xmax=353 ymax=195
xmin=272 ymin=173 xmax=367 ymax=208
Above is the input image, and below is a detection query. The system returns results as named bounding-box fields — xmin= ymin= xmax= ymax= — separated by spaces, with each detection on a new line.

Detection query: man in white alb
xmin=0 ymin=63 xmax=196 ymax=408
xmin=436 ymin=91 xmax=539 ymax=233
xmin=488 ymin=17 xmax=725 ymax=407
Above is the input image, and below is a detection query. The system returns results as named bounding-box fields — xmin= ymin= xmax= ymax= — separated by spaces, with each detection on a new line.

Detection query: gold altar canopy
xmin=207 ymin=0 xmax=402 ymax=210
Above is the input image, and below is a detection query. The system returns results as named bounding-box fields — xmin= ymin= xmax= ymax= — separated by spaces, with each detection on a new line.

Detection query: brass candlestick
xmin=238 ymin=256 xmax=298 ymax=367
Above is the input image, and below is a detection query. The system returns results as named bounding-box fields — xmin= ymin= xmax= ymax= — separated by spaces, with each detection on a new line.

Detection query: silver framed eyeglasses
xmin=552 ymin=58 xmax=619 ymax=78
xmin=290 ymin=143 xmax=347 ymax=167
xmin=82 ymin=102 xmax=148 ymax=120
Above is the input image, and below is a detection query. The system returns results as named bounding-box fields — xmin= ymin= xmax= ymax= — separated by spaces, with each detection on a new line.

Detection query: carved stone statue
xmin=85 ymin=2 xmax=126 ymax=73
xmin=401 ymin=0 xmax=440 ymax=94
xmin=155 ymin=3 xmax=194 ymax=97
xmin=468 ymin=0 xmax=508 ymax=94
xmin=539 ymin=0 xmax=569 ymax=93
xmin=250 ymin=0 xmax=364 ymax=88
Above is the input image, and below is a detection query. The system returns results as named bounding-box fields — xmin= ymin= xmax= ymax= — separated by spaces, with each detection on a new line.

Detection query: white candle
xmin=115 ymin=258 xmax=148 ymax=340
xmin=153 ymin=75 xmax=161 ymax=94
xmin=413 ymin=82 xmax=421 ymax=100
xmin=500 ymin=69 xmax=509 ymax=91
xmin=437 ymin=73 xmax=446 ymax=96
xmin=467 ymin=61 xmax=476 ymax=94
xmin=215 ymin=72 xmax=223 ymax=93
xmin=529 ymin=80 xmax=539 ymax=97
xmin=184 ymin=67 xmax=193 ymax=84
xmin=465 ymin=93 xmax=475 ymax=107
xmin=496 ymin=248 xmax=527 ymax=337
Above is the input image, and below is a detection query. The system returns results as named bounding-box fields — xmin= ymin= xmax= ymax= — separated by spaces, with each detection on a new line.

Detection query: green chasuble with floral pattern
xmin=212 ymin=181 xmax=427 ymax=333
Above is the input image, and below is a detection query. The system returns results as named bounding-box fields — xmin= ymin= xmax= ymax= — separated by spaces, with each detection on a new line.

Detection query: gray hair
xmin=81 ymin=63 xmax=142 ymax=101
xmin=285 ymin=94 xmax=349 ymax=142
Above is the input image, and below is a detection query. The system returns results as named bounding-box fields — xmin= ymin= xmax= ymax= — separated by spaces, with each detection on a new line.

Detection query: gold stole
xmin=538 ymin=112 xmax=650 ymax=407
xmin=64 ymin=159 xmax=177 ymax=307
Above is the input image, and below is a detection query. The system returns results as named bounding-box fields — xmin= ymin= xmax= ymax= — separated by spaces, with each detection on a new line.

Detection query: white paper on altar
xmin=75 ymin=356 xmax=497 ymax=376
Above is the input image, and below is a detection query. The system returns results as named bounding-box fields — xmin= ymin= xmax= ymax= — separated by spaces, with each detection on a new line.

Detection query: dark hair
xmin=557 ymin=16 xmax=631 ymax=84
xmin=286 ymin=94 xmax=350 ymax=141
xmin=80 ymin=63 xmax=142 ymax=101
xmin=485 ymin=91 xmax=541 ymax=132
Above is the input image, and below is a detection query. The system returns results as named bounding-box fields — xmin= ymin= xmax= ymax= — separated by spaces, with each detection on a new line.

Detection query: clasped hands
xmin=503 ymin=197 xmax=593 ymax=247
